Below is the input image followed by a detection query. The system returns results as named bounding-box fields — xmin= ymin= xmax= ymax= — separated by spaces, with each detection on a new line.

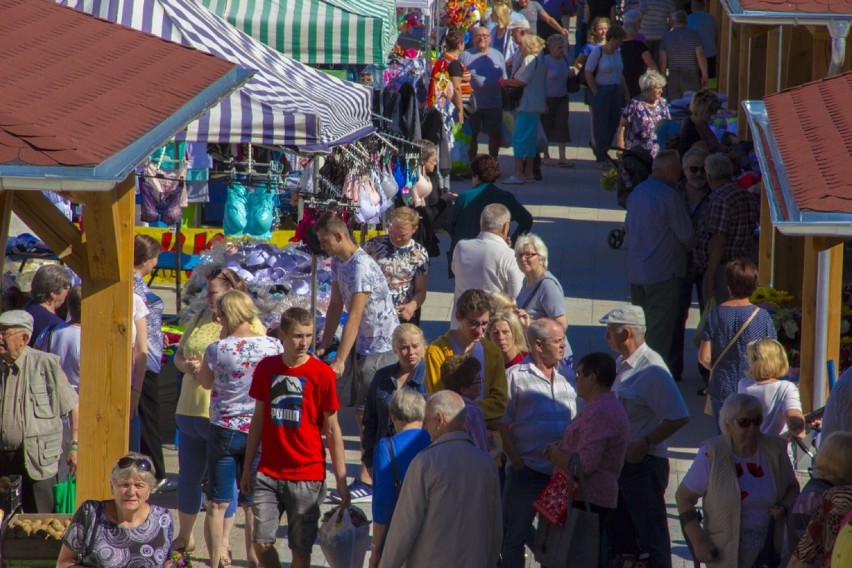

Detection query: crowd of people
xmin=2 ymin=1 xmax=852 ymax=568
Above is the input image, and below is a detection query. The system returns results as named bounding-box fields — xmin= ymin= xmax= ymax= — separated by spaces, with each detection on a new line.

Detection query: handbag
xmin=502 ymin=55 xmax=540 ymax=112
xmin=532 ymin=469 xmax=576 ymax=526
xmin=532 ymin=454 xmax=599 ymax=568
xmin=751 ymin=520 xmax=781 ymax=568
xmin=704 ymin=306 xmax=759 ymax=416
xmin=53 ymin=475 xmax=76 ymax=514
xmin=76 ymin=500 xmax=103 ymax=566
xmin=564 ymin=56 xmax=581 ymax=94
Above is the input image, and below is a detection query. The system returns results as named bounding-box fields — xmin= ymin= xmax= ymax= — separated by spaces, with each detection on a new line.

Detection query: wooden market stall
xmin=0 ymin=0 xmax=251 ymax=504
xmin=744 ymin=71 xmax=852 ymax=412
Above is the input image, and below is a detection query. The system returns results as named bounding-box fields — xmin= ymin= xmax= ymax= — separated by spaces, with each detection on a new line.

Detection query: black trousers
xmin=0 ymin=448 xmax=56 ymax=513
xmin=138 ymin=369 xmax=166 ymax=481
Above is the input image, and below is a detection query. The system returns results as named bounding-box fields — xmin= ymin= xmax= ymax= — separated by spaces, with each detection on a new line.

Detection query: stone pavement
xmin=147 ymin=96 xmax=809 ymax=567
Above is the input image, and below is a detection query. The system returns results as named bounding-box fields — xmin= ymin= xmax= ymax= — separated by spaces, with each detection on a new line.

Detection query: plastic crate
xmin=0 ymin=477 xmax=21 ymax=517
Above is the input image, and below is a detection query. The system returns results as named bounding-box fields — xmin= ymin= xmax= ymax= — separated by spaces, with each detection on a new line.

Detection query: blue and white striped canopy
xmin=56 ymin=0 xmax=374 ymax=149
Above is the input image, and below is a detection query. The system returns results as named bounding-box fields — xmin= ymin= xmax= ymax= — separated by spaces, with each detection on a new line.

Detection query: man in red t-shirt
xmin=241 ymin=307 xmax=350 ymax=568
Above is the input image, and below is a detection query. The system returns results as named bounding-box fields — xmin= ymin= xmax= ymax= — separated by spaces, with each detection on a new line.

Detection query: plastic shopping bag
xmin=53 ymin=475 xmax=76 ymax=514
xmin=318 ymin=505 xmax=371 ymax=568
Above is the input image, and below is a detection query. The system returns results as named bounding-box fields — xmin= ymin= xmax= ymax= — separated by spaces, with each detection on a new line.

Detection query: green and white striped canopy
xmin=200 ymin=0 xmax=398 ymax=66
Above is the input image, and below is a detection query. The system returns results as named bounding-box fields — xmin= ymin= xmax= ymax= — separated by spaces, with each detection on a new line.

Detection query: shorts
xmin=468 ymin=107 xmax=503 ymax=139
xmin=207 ymin=424 xmax=254 ymax=505
xmin=252 ymin=472 xmax=325 ymax=555
xmin=352 ymin=350 xmax=398 ymax=411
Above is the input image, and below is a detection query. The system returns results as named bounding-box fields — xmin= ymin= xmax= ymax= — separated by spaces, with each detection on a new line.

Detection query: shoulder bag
xmin=76 ymin=500 xmax=103 ymax=566
xmin=704 ymin=307 xmax=760 ymax=415
xmin=386 ymin=437 xmax=403 ymax=497
xmin=564 ymin=55 xmax=581 ymax=94
xmin=503 ymin=55 xmax=540 ymax=112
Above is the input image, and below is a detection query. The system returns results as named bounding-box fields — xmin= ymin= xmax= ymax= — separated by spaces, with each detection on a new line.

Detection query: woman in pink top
xmin=545 ymin=352 xmax=629 ymax=566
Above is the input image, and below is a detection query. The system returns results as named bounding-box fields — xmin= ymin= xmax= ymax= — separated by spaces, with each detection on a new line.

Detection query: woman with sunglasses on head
xmin=171 ymin=267 xmax=264 ymax=556
xmin=676 ymin=393 xmax=799 ymax=566
xmin=58 ymin=452 xmax=174 ymax=568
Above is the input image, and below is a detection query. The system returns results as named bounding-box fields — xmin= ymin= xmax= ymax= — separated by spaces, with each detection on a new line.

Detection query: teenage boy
xmin=241 ymin=307 xmax=350 ymax=568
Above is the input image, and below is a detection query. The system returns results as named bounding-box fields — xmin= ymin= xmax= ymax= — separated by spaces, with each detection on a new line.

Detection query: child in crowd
xmin=441 ymin=355 xmax=490 ymax=453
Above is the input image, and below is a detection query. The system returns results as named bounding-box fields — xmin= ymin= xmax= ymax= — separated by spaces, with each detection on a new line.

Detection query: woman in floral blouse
xmin=615 ymin=70 xmax=671 ymax=158
xmin=198 ymin=290 xmax=283 ymax=568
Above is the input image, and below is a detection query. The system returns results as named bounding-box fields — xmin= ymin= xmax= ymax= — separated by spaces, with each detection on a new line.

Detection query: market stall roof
xmin=722 ymin=0 xmax=852 ymax=22
xmin=200 ymin=0 xmax=398 ymax=66
xmin=0 ymin=0 xmax=251 ymax=190
xmin=744 ymin=71 xmax=852 ymax=236
xmin=58 ymin=0 xmax=374 ymax=150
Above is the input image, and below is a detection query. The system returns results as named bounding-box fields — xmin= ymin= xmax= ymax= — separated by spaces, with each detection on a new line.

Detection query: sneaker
xmin=503 ymin=175 xmax=527 ymax=185
xmin=328 ymin=479 xmax=374 ymax=503
xmin=153 ymin=479 xmax=177 ymax=493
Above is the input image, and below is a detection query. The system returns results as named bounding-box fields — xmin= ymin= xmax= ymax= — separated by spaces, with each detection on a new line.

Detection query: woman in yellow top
xmin=172 ymin=267 xmax=264 ymax=558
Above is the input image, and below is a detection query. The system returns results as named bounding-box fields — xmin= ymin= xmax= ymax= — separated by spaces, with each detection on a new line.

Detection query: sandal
xmin=172 ymin=535 xmax=196 ymax=553
xmin=219 ymin=547 xmax=232 ymax=568
xmin=541 ymin=158 xmax=559 ymax=167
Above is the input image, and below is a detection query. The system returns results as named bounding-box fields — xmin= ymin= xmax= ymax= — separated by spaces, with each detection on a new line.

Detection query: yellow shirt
xmin=175 ymin=310 xmax=267 ymax=417
xmin=833 ymin=520 xmax=852 ymax=567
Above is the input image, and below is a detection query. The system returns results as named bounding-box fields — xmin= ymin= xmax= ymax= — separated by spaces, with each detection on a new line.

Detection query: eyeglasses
xmin=0 ymin=329 xmax=27 ymax=339
xmin=474 ymin=34 xmax=490 ymax=39
xmin=466 ymin=319 xmax=490 ymax=329
xmin=734 ymin=416 xmax=763 ymax=429
xmin=517 ymin=252 xmax=538 ymax=259
xmin=117 ymin=457 xmax=154 ymax=472
xmin=687 ymin=166 xmax=705 ymax=174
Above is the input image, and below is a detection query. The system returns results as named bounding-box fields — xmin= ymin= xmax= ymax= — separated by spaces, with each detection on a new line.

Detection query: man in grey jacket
xmin=379 ymin=391 xmax=502 ymax=567
xmin=0 ymin=310 xmax=78 ymax=512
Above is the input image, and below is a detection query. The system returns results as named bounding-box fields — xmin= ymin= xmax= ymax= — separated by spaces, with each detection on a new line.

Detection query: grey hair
xmin=514 ymin=233 xmax=549 ymax=269
xmin=670 ymin=10 xmax=688 ymax=24
xmin=618 ymin=323 xmax=646 ymax=340
xmin=622 ymin=9 xmax=641 ymax=28
xmin=719 ymin=393 xmax=763 ymax=437
xmin=546 ymin=33 xmax=565 ymax=47
xmin=481 ymin=203 xmax=511 ymax=232
xmin=704 ymin=153 xmax=733 ymax=181
xmin=30 ymin=264 xmax=72 ymax=304
xmin=638 ymin=69 xmax=667 ymax=91
xmin=390 ymin=388 xmax=426 ymax=424
xmin=527 ymin=318 xmax=556 ymax=345
xmin=682 ymin=147 xmax=709 ymax=164
xmin=426 ymin=390 xmax=466 ymax=427
xmin=622 ymin=19 xmax=640 ymax=34
xmin=110 ymin=451 xmax=157 ymax=488
xmin=652 ymin=149 xmax=681 ymax=172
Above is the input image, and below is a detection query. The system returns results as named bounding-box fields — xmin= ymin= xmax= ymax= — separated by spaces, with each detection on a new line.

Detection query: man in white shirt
xmin=451 ymin=204 xmax=524 ymax=326
xmin=600 ymin=305 xmax=689 ymax=568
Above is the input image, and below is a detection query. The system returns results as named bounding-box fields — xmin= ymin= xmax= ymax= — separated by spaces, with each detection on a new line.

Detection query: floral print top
xmin=620 ymin=96 xmax=671 ymax=157
xmin=362 ymin=235 xmax=429 ymax=308
xmin=205 ymin=335 xmax=283 ymax=432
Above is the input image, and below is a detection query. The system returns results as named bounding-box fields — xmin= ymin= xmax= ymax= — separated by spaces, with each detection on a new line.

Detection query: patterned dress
xmin=362 ymin=235 xmax=429 ymax=310
xmin=620 ymin=96 xmax=671 ymax=157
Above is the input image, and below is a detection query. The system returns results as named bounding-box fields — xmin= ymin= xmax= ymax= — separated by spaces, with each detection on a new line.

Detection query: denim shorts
xmin=252 ymin=471 xmax=325 ymax=555
xmin=207 ymin=424 xmax=256 ymax=505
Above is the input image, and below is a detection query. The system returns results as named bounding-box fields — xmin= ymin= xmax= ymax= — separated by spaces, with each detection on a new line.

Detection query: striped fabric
xmin=200 ymin=0 xmax=397 ymax=66
xmin=56 ymin=0 xmax=373 ymax=149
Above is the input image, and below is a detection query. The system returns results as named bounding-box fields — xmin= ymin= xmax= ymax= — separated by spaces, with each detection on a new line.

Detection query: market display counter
xmin=0 ymin=513 xmax=71 ymax=568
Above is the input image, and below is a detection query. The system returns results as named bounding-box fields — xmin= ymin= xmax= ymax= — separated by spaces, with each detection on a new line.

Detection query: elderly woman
xmin=586 ymin=25 xmax=628 ymax=169
xmin=676 ymin=393 xmax=800 ymax=566
xmin=361 ymin=324 xmax=428 ymax=480
xmin=368 ymin=388 xmax=432 ymax=568
xmin=787 ymin=432 xmax=852 ymax=562
xmin=502 ymin=33 xmax=548 ymax=184
xmin=514 ymin=233 xmax=567 ymax=332
xmin=198 ymin=290 xmax=283 ymax=568
xmin=738 ymin=338 xmax=805 ymax=439
xmin=363 ymin=208 xmax=429 ymax=326
xmin=488 ymin=310 xmax=529 ymax=368
xmin=171 ymin=267 xmax=262 ymax=553
xmin=677 ymin=88 xmax=722 ymax=155
xmin=58 ymin=453 xmax=174 ymax=567
xmin=545 ymin=352 xmax=629 ymax=566
xmin=541 ymin=34 xmax=575 ymax=168
xmin=620 ymin=14 xmax=657 ymax=98
xmin=615 ymin=70 xmax=670 ymax=157
xmin=698 ymin=259 xmax=776 ymax=425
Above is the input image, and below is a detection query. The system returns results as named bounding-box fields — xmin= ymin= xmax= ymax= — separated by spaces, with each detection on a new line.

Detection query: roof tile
xmin=739 ymin=0 xmax=852 ymax=12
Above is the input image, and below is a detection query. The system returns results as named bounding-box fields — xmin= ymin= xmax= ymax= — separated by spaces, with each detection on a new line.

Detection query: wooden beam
xmin=798 ymin=237 xmax=817 ymax=412
xmin=765 ymin=27 xmax=782 ymax=96
xmin=11 ymin=191 xmax=87 ymax=275
xmin=718 ymin=12 xmax=732 ymax=94
xmin=757 ymin=185 xmax=773 ymax=286
xmin=786 ymin=26 xmax=814 ymax=89
xmin=811 ymin=237 xmax=848 ymax=252
xmin=77 ymin=175 xmax=135 ymax=504
xmin=826 ymin=244 xmax=843 ymax=399
xmin=0 ymin=191 xmax=13 ymax=310
xmin=737 ymin=27 xmax=751 ymax=140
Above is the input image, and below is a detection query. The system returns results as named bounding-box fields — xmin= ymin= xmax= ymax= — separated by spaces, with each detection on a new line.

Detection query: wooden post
xmin=77 ymin=175 xmax=136 ymax=503
xmin=765 ymin=27 xmax=782 ymax=96
xmin=757 ymin=185 xmax=773 ymax=286
xmin=736 ymin=26 xmax=751 ymax=140
xmin=798 ymin=237 xmax=817 ymax=412
xmin=0 ymin=191 xmax=14 ymax=309
xmin=718 ymin=11 xmax=732 ymax=94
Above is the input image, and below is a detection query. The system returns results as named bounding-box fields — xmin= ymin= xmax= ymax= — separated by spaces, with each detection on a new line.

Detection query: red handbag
xmin=532 ymin=469 xmax=578 ymax=526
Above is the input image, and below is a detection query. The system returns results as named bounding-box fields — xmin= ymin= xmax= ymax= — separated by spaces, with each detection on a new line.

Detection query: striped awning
xmin=200 ymin=0 xmax=398 ymax=66
xmin=56 ymin=0 xmax=373 ymax=149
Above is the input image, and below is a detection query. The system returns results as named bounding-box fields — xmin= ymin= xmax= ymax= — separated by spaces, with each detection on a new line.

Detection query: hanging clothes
xmin=139 ymin=164 xmax=187 ymax=225
xmin=223 ymin=180 xmax=248 ymax=238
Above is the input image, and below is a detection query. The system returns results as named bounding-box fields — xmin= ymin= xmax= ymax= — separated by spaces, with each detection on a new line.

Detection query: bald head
xmin=480 ymin=203 xmax=511 ymax=235
xmin=425 ymin=390 xmax=467 ymax=440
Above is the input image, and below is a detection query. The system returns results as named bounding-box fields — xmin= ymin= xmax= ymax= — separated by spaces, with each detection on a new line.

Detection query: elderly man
xmin=600 ymin=305 xmax=689 ymax=568
xmin=659 ymin=10 xmax=708 ymax=100
xmin=0 ymin=310 xmax=78 ymax=513
xmin=460 ymin=28 xmax=507 ymax=161
xmin=451 ymin=204 xmax=525 ymax=321
xmin=500 ymin=318 xmax=577 ymax=568
xmin=379 ymin=391 xmax=502 ymax=568
xmin=626 ymin=149 xmax=693 ymax=372
xmin=24 ymin=264 xmax=71 ymax=347
xmin=693 ymin=152 xmax=759 ymax=307
xmin=687 ymin=0 xmax=718 ymax=87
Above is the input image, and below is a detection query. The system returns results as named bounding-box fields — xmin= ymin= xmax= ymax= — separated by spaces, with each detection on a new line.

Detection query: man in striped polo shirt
xmin=659 ymin=10 xmax=708 ymax=100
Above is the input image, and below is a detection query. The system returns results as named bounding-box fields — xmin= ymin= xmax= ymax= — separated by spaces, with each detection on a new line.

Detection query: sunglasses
xmin=117 ymin=457 xmax=153 ymax=471
xmin=687 ymin=166 xmax=705 ymax=174
xmin=734 ymin=416 xmax=763 ymax=428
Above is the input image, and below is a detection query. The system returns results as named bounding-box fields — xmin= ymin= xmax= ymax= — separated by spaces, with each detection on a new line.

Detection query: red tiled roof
xmin=763 ymin=71 xmax=852 ymax=214
xmin=0 ymin=0 xmax=237 ymax=168
xmin=739 ymin=0 xmax=852 ymax=14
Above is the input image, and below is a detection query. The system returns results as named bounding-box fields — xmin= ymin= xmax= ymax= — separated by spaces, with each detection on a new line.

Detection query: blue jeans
xmin=590 ymin=84 xmax=623 ymax=162
xmin=501 ymin=466 xmax=551 ymax=568
xmin=177 ymin=415 xmax=236 ymax=517
xmin=612 ymin=455 xmax=672 ymax=568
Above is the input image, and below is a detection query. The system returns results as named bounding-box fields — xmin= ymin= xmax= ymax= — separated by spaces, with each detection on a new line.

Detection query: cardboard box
xmin=1 ymin=513 xmax=71 ymax=563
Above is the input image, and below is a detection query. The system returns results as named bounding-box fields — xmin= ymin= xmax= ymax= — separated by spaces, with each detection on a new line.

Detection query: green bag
xmin=53 ymin=475 xmax=76 ymax=514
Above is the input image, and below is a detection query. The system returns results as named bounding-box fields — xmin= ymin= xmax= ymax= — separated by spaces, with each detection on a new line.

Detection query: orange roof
xmin=762 ymin=72 xmax=852 ymax=214
xmin=0 ymin=0 xmax=239 ymax=169
xmin=739 ymin=0 xmax=852 ymax=14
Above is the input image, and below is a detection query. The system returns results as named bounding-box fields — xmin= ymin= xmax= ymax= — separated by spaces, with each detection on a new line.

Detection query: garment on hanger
xmin=245 ymin=186 xmax=275 ymax=241
xmin=139 ymin=164 xmax=187 ymax=225
xmin=223 ymin=180 xmax=248 ymax=238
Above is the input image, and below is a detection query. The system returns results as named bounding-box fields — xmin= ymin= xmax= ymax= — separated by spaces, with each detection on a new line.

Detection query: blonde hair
xmin=814 ymin=432 xmax=852 ymax=485
xmin=488 ymin=310 xmax=529 ymax=352
xmin=588 ymin=17 xmax=611 ymax=43
xmin=689 ymin=89 xmax=720 ymax=122
xmin=392 ymin=323 xmax=425 ymax=351
xmin=216 ymin=289 xmax=259 ymax=331
xmin=746 ymin=338 xmax=789 ymax=380
xmin=521 ymin=34 xmax=546 ymax=56
xmin=390 ymin=206 xmax=420 ymax=227
xmin=492 ymin=3 xmax=511 ymax=28
xmin=490 ymin=291 xmax=517 ymax=313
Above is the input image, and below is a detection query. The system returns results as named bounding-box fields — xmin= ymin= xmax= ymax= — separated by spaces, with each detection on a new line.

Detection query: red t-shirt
xmin=249 ymin=354 xmax=339 ymax=481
